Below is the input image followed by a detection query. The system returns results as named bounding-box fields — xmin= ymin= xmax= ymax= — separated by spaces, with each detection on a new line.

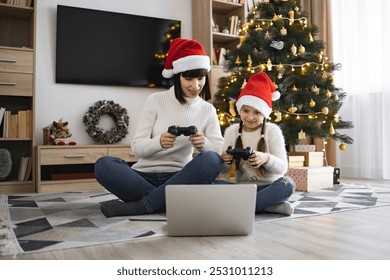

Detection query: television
xmin=55 ymin=5 xmax=181 ymax=88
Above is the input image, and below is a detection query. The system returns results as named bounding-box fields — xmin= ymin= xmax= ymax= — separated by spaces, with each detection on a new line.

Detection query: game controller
xmin=168 ymin=125 xmax=198 ymax=136
xmin=226 ymin=146 xmax=254 ymax=160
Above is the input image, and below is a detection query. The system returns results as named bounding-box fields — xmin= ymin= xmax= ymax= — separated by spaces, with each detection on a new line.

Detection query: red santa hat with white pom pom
xmin=162 ymin=38 xmax=211 ymax=78
xmin=235 ymin=72 xmax=281 ymax=118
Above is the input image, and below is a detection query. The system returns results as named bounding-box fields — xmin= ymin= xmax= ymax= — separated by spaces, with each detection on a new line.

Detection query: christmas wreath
xmin=83 ymin=100 xmax=129 ymax=144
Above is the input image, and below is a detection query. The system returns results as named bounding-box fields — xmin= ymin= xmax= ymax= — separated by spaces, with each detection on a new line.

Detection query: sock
xmin=100 ymin=200 xmax=149 ymax=218
xmin=265 ymin=201 xmax=294 ymax=216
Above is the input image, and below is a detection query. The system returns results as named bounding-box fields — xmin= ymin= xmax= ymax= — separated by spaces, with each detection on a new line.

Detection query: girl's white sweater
xmin=222 ymin=122 xmax=288 ymax=185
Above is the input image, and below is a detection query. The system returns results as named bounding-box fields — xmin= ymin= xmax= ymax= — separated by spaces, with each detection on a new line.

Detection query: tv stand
xmin=36 ymin=144 xmax=138 ymax=193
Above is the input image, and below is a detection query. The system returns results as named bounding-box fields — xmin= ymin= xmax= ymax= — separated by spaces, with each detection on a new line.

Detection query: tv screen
xmin=56 ymin=5 xmax=181 ymax=88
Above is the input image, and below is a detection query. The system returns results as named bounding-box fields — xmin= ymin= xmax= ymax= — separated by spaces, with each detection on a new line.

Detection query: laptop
xmin=165 ymin=184 xmax=257 ymax=236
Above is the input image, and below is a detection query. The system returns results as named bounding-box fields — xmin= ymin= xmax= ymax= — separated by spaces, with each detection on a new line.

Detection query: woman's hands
xmin=161 ymin=131 xmax=205 ymax=150
xmin=160 ymin=132 xmax=176 ymax=149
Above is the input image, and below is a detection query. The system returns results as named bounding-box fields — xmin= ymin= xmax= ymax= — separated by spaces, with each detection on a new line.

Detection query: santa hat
xmin=235 ymin=72 xmax=281 ymax=118
xmin=162 ymin=38 xmax=211 ymax=78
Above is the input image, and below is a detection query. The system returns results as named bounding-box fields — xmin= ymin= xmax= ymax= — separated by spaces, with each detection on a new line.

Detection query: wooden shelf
xmin=36 ymin=145 xmax=138 ymax=193
xmin=0 ymin=1 xmax=35 ymax=194
xmin=0 ymin=3 xmax=34 ymax=19
xmin=192 ymin=0 xmax=247 ymax=99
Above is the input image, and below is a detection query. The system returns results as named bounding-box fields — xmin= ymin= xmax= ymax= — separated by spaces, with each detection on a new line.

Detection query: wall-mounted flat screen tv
xmin=56 ymin=5 xmax=181 ymax=88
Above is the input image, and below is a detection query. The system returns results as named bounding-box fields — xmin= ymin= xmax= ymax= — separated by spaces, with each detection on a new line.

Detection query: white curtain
xmin=331 ymin=0 xmax=390 ymax=179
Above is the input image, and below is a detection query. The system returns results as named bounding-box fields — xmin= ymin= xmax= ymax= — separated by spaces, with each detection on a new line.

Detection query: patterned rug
xmin=1 ymin=183 xmax=390 ymax=257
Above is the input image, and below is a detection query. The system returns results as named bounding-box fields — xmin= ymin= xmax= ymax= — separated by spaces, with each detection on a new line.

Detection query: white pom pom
xmin=272 ymin=90 xmax=281 ymax=101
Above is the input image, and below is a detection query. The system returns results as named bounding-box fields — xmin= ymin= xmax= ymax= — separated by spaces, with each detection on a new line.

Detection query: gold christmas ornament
xmin=274 ymin=111 xmax=282 ymax=122
xmin=325 ymin=89 xmax=332 ymax=98
xmin=334 ymin=114 xmax=339 ymax=122
xmin=339 ymin=143 xmax=346 ymax=151
xmin=267 ymin=59 xmax=273 ymax=71
xmin=247 ymin=55 xmax=252 ymax=67
xmin=322 ymin=107 xmax=329 ymax=115
xmin=235 ymin=56 xmax=242 ymax=65
xmin=334 ymin=94 xmax=339 ymax=101
xmin=311 ymin=85 xmax=320 ymax=94
xmin=288 ymin=105 xmax=298 ymax=113
xmin=309 ymin=99 xmax=316 ymax=107
xmin=288 ymin=10 xmax=294 ymax=24
xmin=309 ymin=32 xmax=313 ymax=42
xmin=241 ymin=79 xmax=247 ymax=89
xmin=329 ymin=123 xmax=335 ymax=135
xmin=291 ymin=44 xmax=297 ymax=55
xmin=229 ymin=100 xmax=236 ymax=117
xmin=298 ymin=129 xmax=306 ymax=140
xmin=280 ymin=27 xmax=287 ymax=36
xmin=298 ymin=44 xmax=305 ymax=54
xmin=291 ymin=85 xmax=298 ymax=91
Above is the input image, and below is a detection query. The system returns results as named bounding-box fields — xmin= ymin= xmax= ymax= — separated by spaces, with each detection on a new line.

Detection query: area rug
xmin=1 ymin=183 xmax=390 ymax=257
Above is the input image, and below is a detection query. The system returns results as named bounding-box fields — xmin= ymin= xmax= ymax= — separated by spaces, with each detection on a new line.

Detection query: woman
xmin=95 ymin=38 xmax=224 ymax=217
xmin=220 ymin=72 xmax=296 ymax=215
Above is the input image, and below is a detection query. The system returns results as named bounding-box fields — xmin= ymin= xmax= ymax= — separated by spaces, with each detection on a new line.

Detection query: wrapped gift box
xmin=288 ymin=152 xmax=323 ymax=167
xmin=288 ymin=155 xmax=305 ymax=167
xmin=294 ymin=144 xmax=316 ymax=152
xmin=286 ymin=166 xmax=334 ymax=192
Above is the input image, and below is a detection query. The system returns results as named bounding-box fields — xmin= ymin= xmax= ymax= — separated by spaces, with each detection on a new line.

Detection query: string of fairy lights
xmin=217 ymin=2 xmax=340 ymax=140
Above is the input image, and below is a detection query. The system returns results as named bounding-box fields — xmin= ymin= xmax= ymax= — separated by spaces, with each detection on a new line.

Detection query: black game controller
xmin=226 ymin=146 xmax=254 ymax=160
xmin=168 ymin=125 xmax=198 ymax=136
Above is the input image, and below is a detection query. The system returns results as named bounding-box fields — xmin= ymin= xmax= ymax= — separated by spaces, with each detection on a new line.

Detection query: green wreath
xmin=83 ymin=100 xmax=129 ymax=144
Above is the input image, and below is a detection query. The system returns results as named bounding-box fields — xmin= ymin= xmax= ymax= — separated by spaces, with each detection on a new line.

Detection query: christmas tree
xmin=213 ymin=0 xmax=353 ymax=148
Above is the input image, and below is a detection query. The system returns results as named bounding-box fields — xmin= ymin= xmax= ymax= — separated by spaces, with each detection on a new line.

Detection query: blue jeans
xmin=215 ymin=176 xmax=296 ymax=213
xmin=94 ymin=151 xmax=223 ymax=213
xmin=255 ymin=176 xmax=295 ymax=212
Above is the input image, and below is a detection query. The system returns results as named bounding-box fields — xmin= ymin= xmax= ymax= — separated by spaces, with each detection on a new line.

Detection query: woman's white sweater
xmin=131 ymin=87 xmax=224 ymax=173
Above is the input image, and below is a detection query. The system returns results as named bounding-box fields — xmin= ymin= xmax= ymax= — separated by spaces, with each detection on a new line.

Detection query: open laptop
xmin=165 ymin=184 xmax=257 ymax=236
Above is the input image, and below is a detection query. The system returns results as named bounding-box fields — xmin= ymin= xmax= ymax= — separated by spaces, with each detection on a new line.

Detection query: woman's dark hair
xmin=173 ymin=69 xmax=211 ymax=104
xmin=234 ymin=118 xmax=267 ymax=175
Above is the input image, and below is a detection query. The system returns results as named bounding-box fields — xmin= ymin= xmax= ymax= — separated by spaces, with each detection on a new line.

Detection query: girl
xmin=95 ymin=38 xmax=224 ymax=217
xmin=220 ymin=72 xmax=296 ymax=216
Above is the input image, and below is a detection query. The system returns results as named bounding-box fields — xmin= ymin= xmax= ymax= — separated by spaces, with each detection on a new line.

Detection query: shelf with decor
xmin=0 ymin=0 xmax=35 ymax=194
xmin=192 ymin=0 xmax=247 ymax=99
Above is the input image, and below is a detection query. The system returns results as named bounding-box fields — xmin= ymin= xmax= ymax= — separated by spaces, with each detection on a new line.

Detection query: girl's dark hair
xmin=173 ymin=69 xmax=211 ymax=104
xmin=234 ymin=118 xmax=267 ymax=175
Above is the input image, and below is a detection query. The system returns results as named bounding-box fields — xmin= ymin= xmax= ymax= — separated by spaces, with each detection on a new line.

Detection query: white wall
xmin=35 ymin=0 xmax=192 ymax=145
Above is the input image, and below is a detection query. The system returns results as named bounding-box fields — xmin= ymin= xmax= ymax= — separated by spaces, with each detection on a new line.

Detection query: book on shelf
xmin=17 ymin=110 xmax=27 ymax=138
xmin=1 ymin=110 xmax=31 ymax=139
xmin=24 ymin=156 xmax=33 ymax=181
xmin=0 ymin=107 xmax=5 ymax=127
xmin=9 ymin=113 xmax=18 ymax=138
xmin=26 ymin=109 xmax=33 ymax=138
xmin=2 ymin=110 xmax=10 ymax=138
xmin=17 ymin=156 xmax=30 ymax=181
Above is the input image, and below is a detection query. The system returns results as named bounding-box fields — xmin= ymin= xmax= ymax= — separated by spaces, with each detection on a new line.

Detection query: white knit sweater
xmin=131 ymin=87 xmax=224 ymax=173
xmin=222 ymin=122 xmax=288 ymax=185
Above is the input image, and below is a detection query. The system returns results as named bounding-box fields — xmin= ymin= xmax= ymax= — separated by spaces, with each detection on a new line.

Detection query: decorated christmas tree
xmin=213 ymin=0 xmax=353 ymax=149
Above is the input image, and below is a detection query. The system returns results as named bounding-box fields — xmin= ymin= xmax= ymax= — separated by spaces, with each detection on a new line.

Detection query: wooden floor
xmin=2 ymin=178 xmax=390 ymax=260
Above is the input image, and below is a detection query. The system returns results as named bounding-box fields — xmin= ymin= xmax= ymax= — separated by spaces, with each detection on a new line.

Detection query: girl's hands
xmin=248 ymin=151 xmax=270 ymax=168
xmin=221 ymin=150 xmax=234 ymax=165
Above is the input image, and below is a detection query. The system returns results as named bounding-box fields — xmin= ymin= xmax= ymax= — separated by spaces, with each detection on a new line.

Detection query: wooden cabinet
xmin=0 ymin=1 xmax=35 ymax=194
xmin=192 ymin=0 xmax=247 ymax=97
xmin=36 ymin=145 xmax=139 ymax=193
